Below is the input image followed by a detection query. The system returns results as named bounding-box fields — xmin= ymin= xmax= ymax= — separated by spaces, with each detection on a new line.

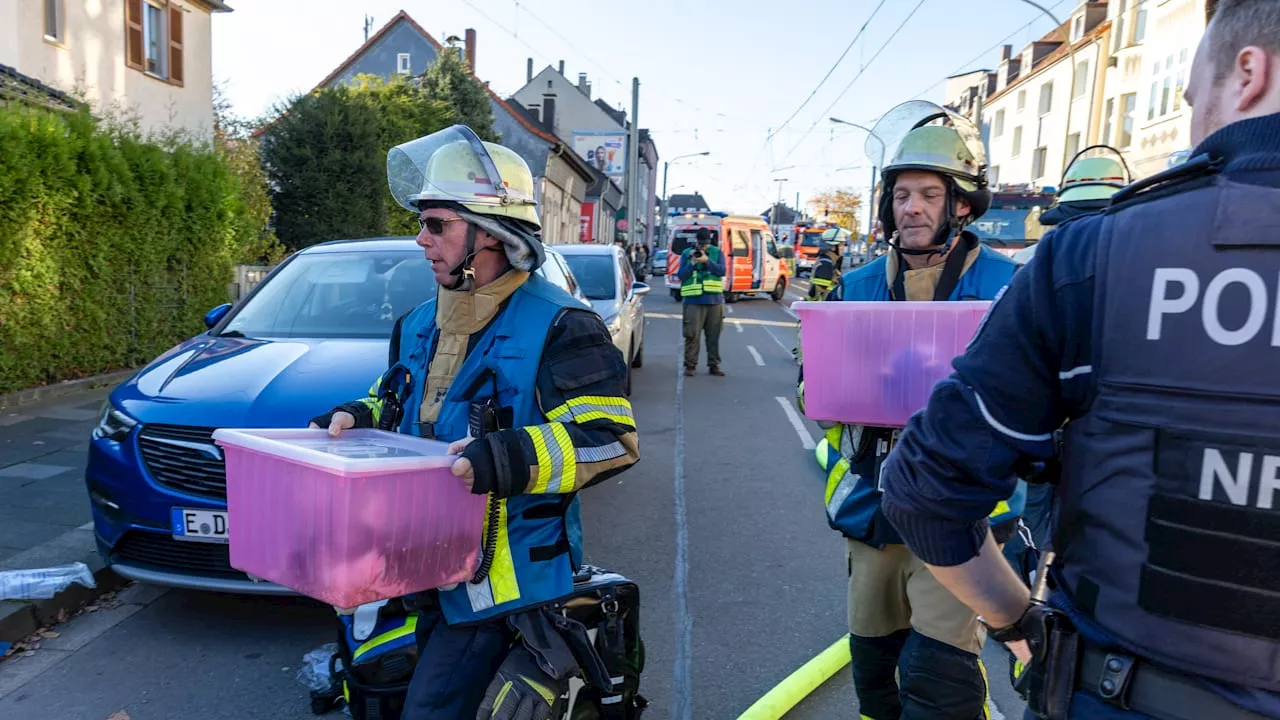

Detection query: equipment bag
xmin=313 ymin=598 xmax=419 ymax=720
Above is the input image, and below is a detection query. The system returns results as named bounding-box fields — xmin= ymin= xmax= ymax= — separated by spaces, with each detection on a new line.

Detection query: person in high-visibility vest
xmin=807 ymin=233 xmax=845 ymax=301
xmin=677 ymin=227 xmax=727 ymax=376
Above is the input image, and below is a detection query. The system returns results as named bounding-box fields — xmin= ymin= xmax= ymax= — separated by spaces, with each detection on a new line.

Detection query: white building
xmin=0 ymin=0 xmax=231 ymax=137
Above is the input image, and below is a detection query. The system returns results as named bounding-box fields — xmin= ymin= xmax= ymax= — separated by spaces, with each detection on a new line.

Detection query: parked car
xmin=650 ymin=249 xmax=669 ymax=276
xmin=86 ymin=236 xmax=598 ymax=594
xmin=552 ymin=244 xmax=649 ymax=396
xmin=540 ymin=246 xmax=594 ymax=309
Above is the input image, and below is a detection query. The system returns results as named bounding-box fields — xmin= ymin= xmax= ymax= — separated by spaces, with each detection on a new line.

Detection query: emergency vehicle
xmin=794 ymin=223 xmax=851 ymax=272
xmin=969 ymin=186 xmax=1057 ymax=258
xmin=664 ymin=212 xmax=790 ymax=303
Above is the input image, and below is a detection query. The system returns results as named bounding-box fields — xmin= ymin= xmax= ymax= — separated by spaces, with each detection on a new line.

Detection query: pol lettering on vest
xmin=1147 ymin=267 xmax=1278 ymax=345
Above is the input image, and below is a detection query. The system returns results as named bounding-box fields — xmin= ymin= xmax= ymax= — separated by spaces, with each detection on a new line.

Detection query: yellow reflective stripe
xmin=681 ymin=282 xmax=703 ymax=296
xmin=812 ymin=277 xmax=833 ymax=289
xmin=526 ymin=426 xmax=554 ymax=494
xmin=702 ymin=278 xmax=724 ymax=293
xmin=367 ymin=374 xmax=383 ymax=397
xmin=489 ymin=498 xmax=519 ymax=605
xmin=352 ymin=615 xmax=418 ymax=661
xmin=979 ymin=657 xmax=992 ymax=720
xmin=357 ymin=397 xmax=383 ymax=426
xmin=493 ymin=682 xmax=514 ymax=712
xmin=824 ymin=457 xmax=849 ymax=506
xmin=526 ymin=677 xmax=556 ymax=704
xmin=548 ymin=396 xmax=635 ymax=428
xmin=550 ymin=423 xmax=576 ymax=492
xmin=990 ymin=500 xmax=1011 ymax=519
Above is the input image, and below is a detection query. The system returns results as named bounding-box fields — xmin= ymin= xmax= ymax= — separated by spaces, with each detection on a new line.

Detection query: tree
xmin=810 ymin=188 xmax=863 ymax=235
xmin=213 ymin=83 xmax=284 ymax=264
xmin=418 ymin=46 xmax=499 ymax=142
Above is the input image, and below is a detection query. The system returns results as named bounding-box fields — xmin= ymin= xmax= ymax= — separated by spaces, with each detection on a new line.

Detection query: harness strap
xmin=891 ymin=233 xmax=974 ymax=302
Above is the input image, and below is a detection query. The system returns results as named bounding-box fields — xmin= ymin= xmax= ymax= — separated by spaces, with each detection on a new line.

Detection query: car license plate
xmin=171 ymin=507 xmax=229 ymax=544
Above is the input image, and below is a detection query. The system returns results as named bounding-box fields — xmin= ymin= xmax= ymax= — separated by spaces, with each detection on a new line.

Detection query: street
xmin=0 ymin=278 xmax=1024 ymax=720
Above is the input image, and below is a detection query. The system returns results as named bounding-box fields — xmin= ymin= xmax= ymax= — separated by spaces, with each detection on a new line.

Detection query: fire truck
xmin=968 ymin=185 xmax=1058 ymax=258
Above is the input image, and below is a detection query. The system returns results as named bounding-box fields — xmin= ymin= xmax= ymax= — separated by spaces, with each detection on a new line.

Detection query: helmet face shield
xmin=867 ymin=100 xmax=987 ymax=181
xmin=1057 ymin=145 xmax=1131 ymax=203
xmin=387 ymin=125 xmax=535 ymax=212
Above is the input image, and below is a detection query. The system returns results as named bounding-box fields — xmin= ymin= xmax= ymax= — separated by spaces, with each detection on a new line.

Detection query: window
xmin=1038 ymin=82 xmax=1053 ymax=115
xmin=1072 ymin=61 xmax=1089 ymax=98
xmin=989 ymin=166 xmax=1000 ymax=187
xmin=1161 ymin=76 xmax=1172 ymax=116
xmin=1114 ymin=0 xmax=1127 ymax=52
xmin=1017 ymin=90 xmax=1026 ymax=112
xmin=1031 ymin=147 xmax=1048 ymax=181
xmin=44 ymin=0 xmax=64 ymax=42
xmin=1148 ymin=50 xmax=1191 ymax=122
xmin=731 ymin=229 xmax=749 ymax=258
xmin=1102 ymin=97 xmax=1115 ymax=145
xmin=1012 ymin=126 xmax=1023 ymax=157
xmin=1072 ymin=15 xmax=1085 ymax=42
xmin=994 ymin=109 xmax=1005 ymax=138
xmin=1066 ymin=133 xmax=1081 ymax=163
xmin=397 ymin=53 xmax=411 ymax=75
xmin=125 ymin=0 xmax=184 ymax=85
xmin=1148 ymin=81 xmax=1158 ymax=121
xmin=1119 ymin=93 xmax=1136 ymax=148
xmin=561 ymin=254 xmax=617 ymax=301
xmin=1134 ymin=7 xmax=1148 ymax=43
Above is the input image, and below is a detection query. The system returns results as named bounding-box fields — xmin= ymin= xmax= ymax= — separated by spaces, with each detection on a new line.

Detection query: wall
xmin=1130 ymin=0 xmax=1203 ymax=176
xmin=330 ymin=20 xmax=439 ymax=86
xmin=513 ymin=67 xmax=629 ymax=182
xmin=10 ymin=0 xmax=215 ymax=137
xmin=541 ymin=150 xmax=587 ymax=246
xmin=0 ymin=0 xmax=19 ymax=67
xmin=490 ymin=96 xmax=551 ymax=176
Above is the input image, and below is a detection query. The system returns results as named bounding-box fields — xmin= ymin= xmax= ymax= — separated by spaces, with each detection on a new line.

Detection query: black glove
xmin=463 ymin=431 xmax=527 ymax=498
xmin=477 ymin=645 xmax=565 ymax=720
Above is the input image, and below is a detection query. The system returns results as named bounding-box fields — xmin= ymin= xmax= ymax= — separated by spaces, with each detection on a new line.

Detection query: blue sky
xmin=213 ymin=0 xmax=1073 ymax=219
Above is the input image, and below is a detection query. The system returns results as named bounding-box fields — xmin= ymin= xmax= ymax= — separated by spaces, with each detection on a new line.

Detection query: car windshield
xmin=561 ymin=254 xmax=617 ymax=300
xmin=801 ymin=233 xmax=822 ymax=247
xmin=220 ymin=249 xmax=436 ymax=339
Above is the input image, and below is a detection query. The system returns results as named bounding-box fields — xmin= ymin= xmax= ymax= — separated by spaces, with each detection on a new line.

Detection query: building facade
xmin=1 ymin=0 xmax=231 ymax=137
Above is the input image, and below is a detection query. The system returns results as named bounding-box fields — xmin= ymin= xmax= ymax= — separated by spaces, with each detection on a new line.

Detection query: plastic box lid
xmin=212 ymin=428 xmax=457 ymax=476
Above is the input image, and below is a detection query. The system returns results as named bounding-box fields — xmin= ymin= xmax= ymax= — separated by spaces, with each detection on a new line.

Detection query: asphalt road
xmin=0 ymin=275 xmax=1026 ymax=720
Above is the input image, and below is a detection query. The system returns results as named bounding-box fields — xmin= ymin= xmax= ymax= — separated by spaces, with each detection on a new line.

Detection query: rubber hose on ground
xmin=736 ymin=636 xmax=852 ymax=719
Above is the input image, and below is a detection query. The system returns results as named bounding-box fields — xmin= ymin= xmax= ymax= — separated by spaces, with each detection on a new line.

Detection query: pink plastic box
xmin=211 ymin=428 xmax=487 ymax=608
xmin=796 ymin=300 xmax=992 ymax=428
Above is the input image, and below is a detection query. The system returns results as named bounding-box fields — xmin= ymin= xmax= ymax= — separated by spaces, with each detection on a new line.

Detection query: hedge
xmin=0 ymin=104 xmax=268 ymax=394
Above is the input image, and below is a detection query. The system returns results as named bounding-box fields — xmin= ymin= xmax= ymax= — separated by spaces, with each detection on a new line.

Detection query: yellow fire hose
xmin=735 ymin=637 xmax=851 ymax=719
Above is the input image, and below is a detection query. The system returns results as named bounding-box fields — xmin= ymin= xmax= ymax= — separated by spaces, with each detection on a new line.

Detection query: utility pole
xmin=626 ymin=77 xmax=641 ymax=256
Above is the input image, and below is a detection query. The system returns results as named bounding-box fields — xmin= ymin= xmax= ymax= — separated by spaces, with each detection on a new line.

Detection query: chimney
xmin=584 ymin=80 xmax=592 ymax=98
xmin=1001 ymin=44 xmax=1012 ymax=62
xmin=542 ymin=92 xmax=557 ymax=134
xmin=578 ymin=73 xmax=588 ymax=90
xmin=464 ymin=29 xmax=476 ymax=72
xmin=558 ymin=60 xmax=565 ymax=75
xmin=527 ymin=58 xmax=533 ymax=83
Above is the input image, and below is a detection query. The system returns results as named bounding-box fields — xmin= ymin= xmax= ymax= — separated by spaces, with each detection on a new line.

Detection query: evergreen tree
xmin=419 ymin=46 xmax=499 ymax=142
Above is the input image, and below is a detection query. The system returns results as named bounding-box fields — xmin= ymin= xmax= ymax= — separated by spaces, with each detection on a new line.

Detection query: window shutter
xmin=125 ymin=0 xmax=144 ymax=70
xmin=168 ymin=4 xmax=184 ymax=86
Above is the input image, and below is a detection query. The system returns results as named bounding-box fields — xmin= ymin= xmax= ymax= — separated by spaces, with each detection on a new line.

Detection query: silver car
xmin=553 ymin=244 xmax=649 ymax=396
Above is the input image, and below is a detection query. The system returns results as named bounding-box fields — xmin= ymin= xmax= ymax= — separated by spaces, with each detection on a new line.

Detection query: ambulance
xmin=664 ymin=212 xmax=790 ymax=303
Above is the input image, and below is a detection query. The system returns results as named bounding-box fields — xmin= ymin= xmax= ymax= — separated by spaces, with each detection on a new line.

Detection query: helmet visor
xmin=387 ymin=125 xmax=533 ymax=212
xmin=866 ymin=100 xmax=987 ymax=173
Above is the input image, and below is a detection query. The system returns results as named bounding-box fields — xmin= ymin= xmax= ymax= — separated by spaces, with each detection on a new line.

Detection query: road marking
xmin=782 ymin=305 xmax=799 ymax=320
xmin=726 ymin=305 xmax=734 ymax=314
xmin=764 ymin=325 xmax=794 ymax=355
xmin=747 ymin=345 xmax=765 ymax=366
xmin=672 ymin=343 xmax=693 ymax=720
xmin=79 ymin=521 xmax=94 ymax=530
xmin=733 ymin=320 xmax=743 ymax=333
xmin=776 ymin=396 xmax=816 ymax=450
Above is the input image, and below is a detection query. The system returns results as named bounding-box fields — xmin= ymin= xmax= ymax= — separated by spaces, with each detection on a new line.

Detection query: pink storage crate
xmin=211 ymin=428 xmax=487 ymax=609
xmin=796 ymin=300 xmax=992 ymax=427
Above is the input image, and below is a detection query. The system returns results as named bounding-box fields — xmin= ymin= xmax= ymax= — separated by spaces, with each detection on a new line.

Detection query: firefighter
xmin=808 ymin=232 xmax=845 ymax=301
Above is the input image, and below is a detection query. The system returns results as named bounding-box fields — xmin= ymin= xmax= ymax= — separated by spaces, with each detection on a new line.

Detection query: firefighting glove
xmin=477 ymin=645 xmax=565 ymax=720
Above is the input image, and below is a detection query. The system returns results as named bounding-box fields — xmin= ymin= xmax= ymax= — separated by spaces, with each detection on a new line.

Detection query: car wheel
xmin=772 ymin=280 xmax=786 ymax=302
xmin=631 ymin=339 xmax=644 ymax=368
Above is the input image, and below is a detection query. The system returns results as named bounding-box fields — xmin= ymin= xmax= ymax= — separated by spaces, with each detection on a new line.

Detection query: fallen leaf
xmin=56 ymin=609 xmax=70 ymax=623
xmin=38 ymin=631 xmax=60 ymax=639
xmin=85 ymin=605 xmax=99 ymax=613
xmin=106 ymin=711 xmax=131 ymax=720
xmin=20 ymin=651 xmax=35 ymax=657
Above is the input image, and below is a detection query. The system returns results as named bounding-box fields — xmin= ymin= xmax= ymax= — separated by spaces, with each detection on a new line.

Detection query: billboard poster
xmin=580 ymin=202 xmax=595 ymax=242
xmin=573 ymin=132 xmax=627 ymax=181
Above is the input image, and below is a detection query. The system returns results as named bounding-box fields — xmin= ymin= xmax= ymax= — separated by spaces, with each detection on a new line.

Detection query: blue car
xmin=86 ymin=238 xmax=448 ymax=593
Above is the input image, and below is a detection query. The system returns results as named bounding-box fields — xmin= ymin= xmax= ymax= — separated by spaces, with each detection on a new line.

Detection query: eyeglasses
xmin=418 ymin=216 xmax=466 ymax=235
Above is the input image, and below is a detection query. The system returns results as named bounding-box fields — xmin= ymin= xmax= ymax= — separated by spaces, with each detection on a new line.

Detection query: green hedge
xmin=0 ymin=104 xmax=266 ymax=394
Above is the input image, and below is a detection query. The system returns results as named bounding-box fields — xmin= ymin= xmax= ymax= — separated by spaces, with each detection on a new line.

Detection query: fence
xmin=230 ymin=265 xmax=275 ymax=301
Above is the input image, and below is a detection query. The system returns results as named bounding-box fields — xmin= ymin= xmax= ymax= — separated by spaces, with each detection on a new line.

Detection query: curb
xmin=0 ymin=564 xmax=129 ymax=646
xmin=0 ymin=370 xmax=137 ymax=412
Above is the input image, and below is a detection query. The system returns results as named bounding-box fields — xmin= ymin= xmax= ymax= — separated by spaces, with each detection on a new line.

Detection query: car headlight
xmin=92 ymin=403 xmax=137 ymax=442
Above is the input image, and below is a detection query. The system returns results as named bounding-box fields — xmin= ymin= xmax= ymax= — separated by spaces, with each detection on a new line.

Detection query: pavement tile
xmin=0 ymin=498 xmax=90 ymax=532
xmin=0 ymin=414 xmax=33 ymax=428
xmin=16 ymin=473 xmax=85 ymax=494
xmin=0 ymin=465 xmax=73 ymax=482
xmin=0 ymin=522 xmax=68 ymax=554
xmin=30 ymin=407 xmax=100 ymax=423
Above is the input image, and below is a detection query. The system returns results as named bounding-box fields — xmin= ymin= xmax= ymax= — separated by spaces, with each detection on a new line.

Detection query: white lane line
xmin=764 ymin=325 xmax=793 ymax=355
xmin=672 ymin=341 xmax=693 ymax=718
xmin=726 ymin=305 xmax=734 ymax=314
xmin=733 ymin=320 xmax=744 ymax=333
xmin=747 ymin=345 xmax=765 ymax=366
xmin=776 ymin=396 xmax=816 ymax=450
xmin=79 ymin=521 xmax=94 ymax=530
xmin=781 ymin=305 xmax=798 ymax=320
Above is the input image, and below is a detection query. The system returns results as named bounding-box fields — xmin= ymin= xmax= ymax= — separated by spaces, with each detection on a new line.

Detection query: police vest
xmin=396 ymin=274 xmax=586 ymax=625
xmin=680 ymin=247 xmax=725 ymax=297
xmin=1058 ymin=175 xmax=1280 ymax=691
xmin=824 ymin=241 xmax=1024 ymax=547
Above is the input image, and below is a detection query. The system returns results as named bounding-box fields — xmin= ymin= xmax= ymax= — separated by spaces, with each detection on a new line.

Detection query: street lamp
xmin=659 ymin=151 xmax=711 ymax=247
xmin=771 ymin=177 xmax=789 ymax=236
xmin=830 ymin=117 xmax=884 ymax=239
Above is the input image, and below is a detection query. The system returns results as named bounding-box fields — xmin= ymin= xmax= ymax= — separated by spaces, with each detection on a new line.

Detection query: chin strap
xmin=442 ymin=224 xmax=502 ymax=292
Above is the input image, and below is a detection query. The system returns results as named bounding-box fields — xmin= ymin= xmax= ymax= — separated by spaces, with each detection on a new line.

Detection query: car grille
xmin=111 ymin=531 xmax=245 ymax=579
xmin=137 ymin=424 xmax=227 ymax=500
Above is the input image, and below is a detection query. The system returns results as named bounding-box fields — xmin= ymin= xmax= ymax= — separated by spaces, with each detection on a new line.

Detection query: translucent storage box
xmin=211 ymin=428 xmax=486 ymax=608
xmin=796 ymin=300 xmax=992 ymax=428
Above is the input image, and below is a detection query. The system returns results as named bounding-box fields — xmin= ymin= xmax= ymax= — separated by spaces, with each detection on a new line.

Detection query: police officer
xmin=309 ymin=126 xmax=640 ymax=719
xmin=678 ymin=227 xmax=728 ymax=376
xmin=801 ymin=100 xmax=1023 ymax=720
xmin=879 ymin=3 xmax=1280 ymax=717
xmin=808 ymin=232 xmax=845 ymax=301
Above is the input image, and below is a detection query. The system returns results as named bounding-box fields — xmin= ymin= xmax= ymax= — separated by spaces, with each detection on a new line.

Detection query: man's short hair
xmin=696 ymin=228 xmax=713 ymax=243
xmin=1208 ymin=0 xmax=1280 ymax=82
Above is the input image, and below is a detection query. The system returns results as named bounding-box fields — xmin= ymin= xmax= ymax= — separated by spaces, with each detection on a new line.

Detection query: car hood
xmin=589 ymin=298 xmax=622 ymax=321
xmin=113 ymin=334 xmax=387 ymax=429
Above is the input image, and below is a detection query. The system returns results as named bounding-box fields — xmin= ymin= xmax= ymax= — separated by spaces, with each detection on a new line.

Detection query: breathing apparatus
xmin=866 ymin=101 xmax=992 ymax=262
xmin=387 ymin=125 xmax=546 ymax=292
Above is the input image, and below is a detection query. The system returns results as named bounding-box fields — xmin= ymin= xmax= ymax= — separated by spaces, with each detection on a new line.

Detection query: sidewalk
xmin=0 ymin=385 xmax=131 ymax=646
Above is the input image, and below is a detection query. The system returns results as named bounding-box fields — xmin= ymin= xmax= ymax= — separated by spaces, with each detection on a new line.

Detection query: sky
xmin=212 ymin=0 xmax=1075 ymax=219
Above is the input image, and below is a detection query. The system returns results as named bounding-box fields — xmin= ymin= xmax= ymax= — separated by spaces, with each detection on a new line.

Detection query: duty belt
xmin=1078 ymin=646 xmax=1272 ymax=720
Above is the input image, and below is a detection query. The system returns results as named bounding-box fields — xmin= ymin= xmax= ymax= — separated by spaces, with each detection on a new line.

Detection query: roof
xmin=985 ymin=20 xmax=1111 ymax=105
xmin=0 ymin=63 xmax=81 ymax=113
xmin=667 ymin=193 xmax=710 ymax=211
xmin=192 ymin=0 xmax=234 ymax=11
xmin=312 ymin=11 xmax=443 ymax=92
xmin=594 ymin=98 xmax=626 ymax=127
